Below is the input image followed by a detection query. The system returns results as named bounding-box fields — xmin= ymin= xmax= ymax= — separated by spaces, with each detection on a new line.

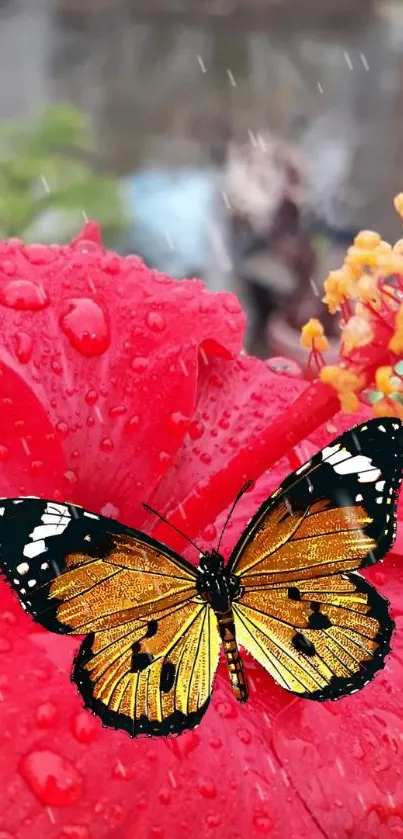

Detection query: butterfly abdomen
xmin=217 ymin=610 xmax=248 ymax=703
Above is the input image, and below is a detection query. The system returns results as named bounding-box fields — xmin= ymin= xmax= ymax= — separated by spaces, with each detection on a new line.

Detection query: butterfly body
xmin=196 ymin=550 xmax=248 ymax=702
xmin=0 ymin=418 xmax=402 ymax=737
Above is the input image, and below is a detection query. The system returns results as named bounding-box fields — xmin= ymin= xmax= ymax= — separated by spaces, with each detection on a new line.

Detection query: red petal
xmin=149 ymin=352 xmax=307 ymax=552
xmin=0 ymin=233 xmax=245 ymax=525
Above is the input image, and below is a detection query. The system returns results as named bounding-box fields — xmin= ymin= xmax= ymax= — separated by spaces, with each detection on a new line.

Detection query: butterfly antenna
xmin=143 ymin=503 xmax=202 ymax=554
xmin=216 ymin=480 xmax=253 ymax=554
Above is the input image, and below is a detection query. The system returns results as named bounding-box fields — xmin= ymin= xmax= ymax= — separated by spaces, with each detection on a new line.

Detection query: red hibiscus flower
xmin=0 ymin=223 xmax=402 ymax=839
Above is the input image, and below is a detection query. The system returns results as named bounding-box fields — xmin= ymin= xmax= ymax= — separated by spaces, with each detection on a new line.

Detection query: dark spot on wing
xmin=146 ymin=620 xmax=158 ymax=638
xmin=131 ymin=650 xmax=154 ymax=672
xmin=288 ymin=586 xmax=301 ymax=601
xmin=160 ymin=661 xmax=176 ymax=693
xmin=308 ymin=602 xmax=332 ymax=630
xmin=292 ymin=632 xmax=316 ymax=657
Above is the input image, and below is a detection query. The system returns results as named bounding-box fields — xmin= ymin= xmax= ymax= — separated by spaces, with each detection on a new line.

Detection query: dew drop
xmin=55 ymin=421 xmax=69 ymax=439
xmin=1 ymin=612 xmax=16 ymax=626
xmin=126 ymin=415 xmax=140 ymax=433
xmin=19 ymin=749 xmax=83 ymax=806
xmin=36 ymin=702 xmax=57 ymax=728
xmin=1 ymin=259 xmax=16 ymax=276
xmin=29 ymin=461 xmax=44 ymax=476
xmin=51 ymin=359 xmax=63 ymax=375
xmin=158 ymin=788 xmax=171 ymax=805
xmin=170 ymin=411 xmax=188 ymax=429
xmin=216 ymin=700 xmax=238 ymax=720
xmin=223 ymin=296 xmax=242 ymax=314
xmin=236 ymin=728 xmax=252 ymax=745
xmin=14 ymin=331 xmax=33 ymax=364
xmin=205 ymin=814 xmax=221 ymax=829
xmin=0 ymin=280 xmax=49 ymax=311
xmin=71 ymin=711 xmax=99 ymax=744
xmin=109 ymin=404 xmax=127 ymax=418
xmin=85 ymin=389 xmax=98 ymax=405
xmin=188 ymin=420 xmax=205 ymax=440
xmin=131 ymin=356 xmax=149 ymax=372
xmin=146 ymin=311 xmax=166 ymax=332
xmin=218 ymin=417 xmax=230 ymax=430
xmin=253 ymin=813 xmax=273 ymax=834
xmin=100 ymin=502 xmax=120 ymax=519
xmin=101 ymin=254 xmax=120 ymax=274
xmin=202 ymin=524 xmax=217 ymax=542
xmin=64 ymin=470 xmax=78 ymax=486
xmin=60 ymin=298 xmax=110 ymax=357
xmin=198 ymin=778 xmax=217 ymax=799
xmin=200 ymin=452 xmax=212 ymax=465
xmin=23 ymin=245 xmax=56 ymax=265
xmin=100 ymin=437 xmax=114 ymax=453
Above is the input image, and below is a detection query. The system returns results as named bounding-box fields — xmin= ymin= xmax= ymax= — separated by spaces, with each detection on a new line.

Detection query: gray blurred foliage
xmin=0 ymin=103 xmax=127 ymax=245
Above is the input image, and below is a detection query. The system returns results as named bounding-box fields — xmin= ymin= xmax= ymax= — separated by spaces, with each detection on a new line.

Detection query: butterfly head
xmin=197 ymin=551 xmax=242 ymax=611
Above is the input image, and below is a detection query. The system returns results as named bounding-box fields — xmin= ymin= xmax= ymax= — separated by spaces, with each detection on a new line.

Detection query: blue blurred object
xmin=119 ymin=166 xmax=219 ymax=278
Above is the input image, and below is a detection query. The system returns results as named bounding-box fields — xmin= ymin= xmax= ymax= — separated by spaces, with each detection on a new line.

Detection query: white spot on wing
xmin=23 ymin=540 xmax=46 ymax=559
xmin=375 ymin=481 xmax=385 ymax=491
xmin=83 ymin=512 xmax=99 ymax=520
xmin=16 ymin=562 xmax=29 ymax=575
xmin=358 ymin=469 xmax=382 ymax=483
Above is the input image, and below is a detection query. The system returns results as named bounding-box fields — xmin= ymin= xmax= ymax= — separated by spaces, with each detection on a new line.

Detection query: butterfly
xmin=0 ymin=417 xmax=402 ymax=738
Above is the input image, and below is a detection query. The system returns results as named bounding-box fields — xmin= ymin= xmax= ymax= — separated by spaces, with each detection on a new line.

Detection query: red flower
xmin=0 ymin=225 xmax=402 ymax=839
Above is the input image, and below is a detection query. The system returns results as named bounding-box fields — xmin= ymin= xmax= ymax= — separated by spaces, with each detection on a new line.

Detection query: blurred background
xmin=1 ymin=0 xmax=403 ymax=359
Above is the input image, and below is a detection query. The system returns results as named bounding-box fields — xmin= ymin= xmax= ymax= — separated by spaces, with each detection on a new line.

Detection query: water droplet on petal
xmin=0 ymin=280 xmax=49 ymax=311
xmin=202 ymin=524 xmax=217 ymax=542
xmin=146 ymin=312 xmax=165 ymax=332
xmin=198 ymin=779 xmax=217 ymax=799
xmin=188 ymin=420 xmax=205 ymax=440
xmin=216 ymin=700 xmax=238 ymax=720
xmin=205 ymin=814 xmax=221 ymax=829
xmin=200 ymin=452 xmax=212 ymax=465
xmin=236 ymin=728 xmax=252 ymax=744
xmin=126 ymin=415 xmax=140 ymax=433
xmin=36 ymin=702 xmax=57 ymax=728
xmin=14 ymin=331 xmax=33 ymax=364
xmin=170 ymin=411 xmax=188 ymax=429
xmin=64 ymin=470 xmax=78 ymax=486
xmin=131 ymin=356 xmax=149 ymax=372
xmin=85 ymin=389 xmax=98 ymax=406
xmin=109 ymin=404 xmax=127 ymax=418
xmin=55 ymin=421 xmax=69 ymax=439
xmin=71 ymin=711 xmax=98 ymax=744
xmin=100 ymin=437 xmax=114 ymax=453
xmin=158 ymin=788 xmax=171 ymax=805
xmin=23 ymin=245 xmax=56 ymax=265
xmin=1 ymin=259 xmax=16 ymax=276
xmin=19 ymin=749 xmax=83 ymax=806
xmin=223 ymin=296 xmax=242 ymax=314
xmin=253 ymin=813 xmax=273 ymax=834
xmin=60 ymin=299 xmax=109 ymax=357
xmin=100 ymin=502 xmax=119 ymax=519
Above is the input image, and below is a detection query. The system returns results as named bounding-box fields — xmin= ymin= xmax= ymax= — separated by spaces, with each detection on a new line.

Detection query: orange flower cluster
xmin=301 ymin=193 xmax=403 ymax=416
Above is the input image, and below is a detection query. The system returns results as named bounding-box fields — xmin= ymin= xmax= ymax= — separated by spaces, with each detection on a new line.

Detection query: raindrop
xmin=109 ymin=404 xmax=127 ymax=418
xmin=188 ymin=420 xmax=205 ymax=440
xmin=0 ymin=280 xmax=49 ymax=311
xmin=64 ymin=470 xmax=78 ymax=486
xmin=100 ymin=437 xmax=114 ymax=453
xmin=198 ymin=779 xmax=217 ymax=799
xmin=23 ymin=245 xmax=56 ymax=265
xmin=146 ymin=312 xmax=166 ymax=332
xmin=85 ymin=389 xmax=98 ymax=405
xmin=209 ymin=736 xmax=223 ymax=750
xmin=36 ymin=702 xmax=57 ymax=728
xmin=19 ymin=749 xmax=83 ymax=806
xmin=236 ymin=728 xmax=252 ymax=745
xmin=70 ymin=711 xmax=98 ymax=744
xmin=14 ymin=331 xmax=33 ymax=364
xmin=131 ymin=356 xmax=149 ymax=372
xmin=170 ymin=411 xmax=188 ymax=429
xmin=158 ymin=788 xmax=171 ymax=805
xmin=0 ymin=446 xmax=9 ymax=462
xmin=126 ymin=415 xmax=140 ymax=433
xmin=205 ymin=814 xmax=221 ymax=829
xmin=202 ymin=524 xmax=217 ymax=542
xmin=60 ymin=298 xmax=110 ymax=357
xmin=216 ymin=700 xmax=238 ymax=720
xmin=100 ymin=502 xmax=120 ymax=519
xmin=253 ymin=813 xmax=273 ymax=834
xmin=200 ymin=452 xmax=212 ymax=465
xmin=55 ymin=421 xmax=69 ymax=439
xmin=218 ymin=417 xmax=230 ymax=430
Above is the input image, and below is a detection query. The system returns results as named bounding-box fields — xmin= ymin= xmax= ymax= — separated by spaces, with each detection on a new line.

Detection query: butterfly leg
xmin=216 ymin=609 xmax=248 ymax=703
